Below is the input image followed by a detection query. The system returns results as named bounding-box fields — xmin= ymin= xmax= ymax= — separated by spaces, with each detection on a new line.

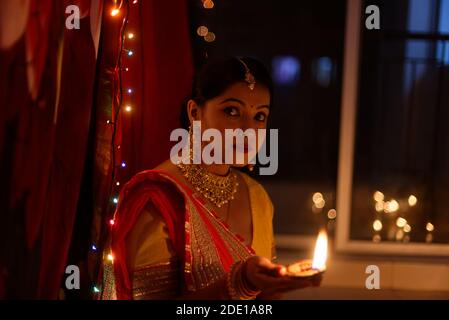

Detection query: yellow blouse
xmin=125 ymin=171 xmax=276 ymax=297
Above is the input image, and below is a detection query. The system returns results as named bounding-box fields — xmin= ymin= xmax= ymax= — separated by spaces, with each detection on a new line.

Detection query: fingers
xmin=254 ymin=257 xmax=286 ymax=277
xmin=278 ymin=266 xmax=287 ymax=276
xmin=261 ymin=265 xmax=286 ymax=277
xmin=245 ymin=256 xmax=323 ymax=295
xmin=257 ymin=257 xmax=283 ymax=270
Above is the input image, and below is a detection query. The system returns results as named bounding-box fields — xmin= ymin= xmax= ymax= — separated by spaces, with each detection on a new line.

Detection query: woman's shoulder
xmin=124 ymin=160 xmax=185 ymax=191
xmin=238 ymin=170 xmax=274 ymax=214
xmin=152 ymin=159 xmax=180 ymax=175
xmin=118 ymin=161 xmax=187 ymax=222
xmin=238 ymin=170 xmax=268 ymax=193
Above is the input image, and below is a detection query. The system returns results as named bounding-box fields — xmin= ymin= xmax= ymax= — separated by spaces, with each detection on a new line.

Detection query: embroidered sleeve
xmin=126 ymin=204 xmax=181 ymax=299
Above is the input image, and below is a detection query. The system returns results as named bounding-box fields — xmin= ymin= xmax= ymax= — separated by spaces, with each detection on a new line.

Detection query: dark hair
xmin=180 ymin=56 xmax=273 ymax=129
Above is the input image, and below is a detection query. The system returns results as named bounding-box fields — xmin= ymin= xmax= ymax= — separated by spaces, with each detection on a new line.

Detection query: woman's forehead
xmin=212 ymin=82 xmax=270 ymax=107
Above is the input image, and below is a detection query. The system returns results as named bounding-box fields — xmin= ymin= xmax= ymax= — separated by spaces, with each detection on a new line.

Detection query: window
xmin=337 ymin=0 xmax=449 ymax=256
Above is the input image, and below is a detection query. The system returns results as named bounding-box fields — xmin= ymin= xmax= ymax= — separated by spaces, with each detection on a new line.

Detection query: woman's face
xmin=188 ymin=81 xmax=271 ymax=166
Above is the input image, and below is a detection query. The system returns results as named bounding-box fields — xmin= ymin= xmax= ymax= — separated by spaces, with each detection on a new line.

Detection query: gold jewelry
xmin=226 ymin=259 xmax=261 ymax=300
xmin=237 ymin=58 xmax=256 ymax=90
xmin=177 ymin=163 xmax=239 ymax=208
xmin=247 ymin=164 xmax=255 ymax=172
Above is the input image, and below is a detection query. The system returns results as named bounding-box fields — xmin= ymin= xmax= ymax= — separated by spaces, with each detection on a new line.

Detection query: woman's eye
xmin=255 ymin=112 xmax=267 ymax=122
xmin=224 ymin=107 xmax=239 ymax=117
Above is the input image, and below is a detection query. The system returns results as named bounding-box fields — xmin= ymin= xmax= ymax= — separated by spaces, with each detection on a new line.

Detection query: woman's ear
xmin=187 ymin=99 xmax=200 ymax=125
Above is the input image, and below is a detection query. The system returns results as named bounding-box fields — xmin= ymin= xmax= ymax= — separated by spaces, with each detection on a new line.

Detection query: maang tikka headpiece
xmin=237 ymin=58 xmax=256 ymax=90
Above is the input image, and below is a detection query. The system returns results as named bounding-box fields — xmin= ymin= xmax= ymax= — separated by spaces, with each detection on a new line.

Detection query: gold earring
xmin=248 ymin=164 xmax=255 ymax=172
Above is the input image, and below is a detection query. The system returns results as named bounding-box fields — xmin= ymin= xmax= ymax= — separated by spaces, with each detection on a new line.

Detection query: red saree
xmin=103 ymin=169 xmax=255 ymax=300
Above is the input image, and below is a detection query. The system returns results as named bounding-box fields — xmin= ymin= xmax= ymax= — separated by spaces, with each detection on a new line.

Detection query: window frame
xmin=335 ymin=0 xmax=449 ymax=257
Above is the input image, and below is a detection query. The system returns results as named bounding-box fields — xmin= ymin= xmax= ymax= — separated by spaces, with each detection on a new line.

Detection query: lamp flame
xmin=311 ymin=230 xmax=328 ymax=271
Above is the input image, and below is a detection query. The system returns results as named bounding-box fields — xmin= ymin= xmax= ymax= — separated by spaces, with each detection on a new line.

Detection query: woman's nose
xmin=239 ymin=115 xmax=253 ymax=131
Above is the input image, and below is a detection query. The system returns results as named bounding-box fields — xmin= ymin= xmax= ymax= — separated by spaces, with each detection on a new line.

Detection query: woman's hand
xmin=243 ymin=256 xmax=322 ymax=296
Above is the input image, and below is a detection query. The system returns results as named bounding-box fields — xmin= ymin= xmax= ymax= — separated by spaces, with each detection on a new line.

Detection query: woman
xmin=101 ymin=57 xmax=321 ymax=300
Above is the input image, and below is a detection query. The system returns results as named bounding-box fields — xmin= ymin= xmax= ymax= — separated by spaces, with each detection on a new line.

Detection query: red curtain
xmin=0 ymin=0 xmax=193 ymax=299
xmin=122 ymin=0 xmax=194 ymax=174
xmin=0 ymin=0 xmax=102 ymax=299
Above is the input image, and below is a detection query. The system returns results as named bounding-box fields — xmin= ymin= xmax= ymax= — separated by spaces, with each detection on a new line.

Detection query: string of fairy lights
xmin=90 ymin=0 xmax=137 ymax=295
xmin=89 ymin=0 xmax=217 ymax=296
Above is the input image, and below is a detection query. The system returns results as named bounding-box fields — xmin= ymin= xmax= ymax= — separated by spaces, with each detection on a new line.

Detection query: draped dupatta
xmin=105 ymin=169 xmax=255 ymax=300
